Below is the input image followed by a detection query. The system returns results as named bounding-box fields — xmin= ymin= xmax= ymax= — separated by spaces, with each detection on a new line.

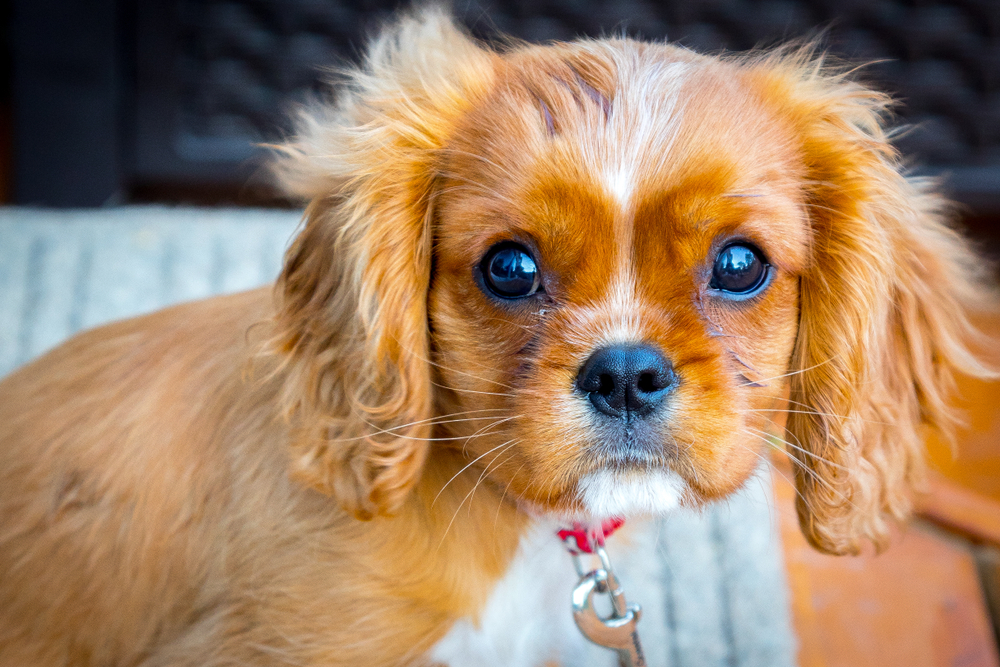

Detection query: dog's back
xmin=0 ymin=288 xmax=284 ymax=665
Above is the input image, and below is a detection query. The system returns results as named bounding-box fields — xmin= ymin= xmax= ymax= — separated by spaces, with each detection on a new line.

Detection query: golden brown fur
xmin=0 ymin=8 xmax=994 ymax=665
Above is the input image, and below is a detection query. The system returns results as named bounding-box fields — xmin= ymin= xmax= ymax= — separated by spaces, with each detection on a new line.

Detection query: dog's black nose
xmin=576 ymin=345 xmax=676 ymax=420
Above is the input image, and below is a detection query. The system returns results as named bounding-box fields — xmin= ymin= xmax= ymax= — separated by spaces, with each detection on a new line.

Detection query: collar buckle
xmin=557 ymin=516 xmax=625 ymax=555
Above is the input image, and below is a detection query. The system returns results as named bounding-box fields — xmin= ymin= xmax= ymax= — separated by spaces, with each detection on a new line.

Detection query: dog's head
xmin=272 ymin=9 xmax=992 ymax=555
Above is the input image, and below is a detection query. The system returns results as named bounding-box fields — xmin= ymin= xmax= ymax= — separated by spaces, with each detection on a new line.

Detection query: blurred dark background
xmin=5 ymin=0 xmax=1000 ymax=236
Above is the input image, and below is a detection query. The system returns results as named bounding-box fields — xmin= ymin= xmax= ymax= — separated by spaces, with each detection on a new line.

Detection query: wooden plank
xmin=916 ymin=474 xmax=1000 ymax=548
xmin=775 ymin=465 xmax=1000 ymax=667
xmin=977 ymin=547 xmax=1000 ymax=656
xmin=925 ymin=312 xmax=1000 ymax=506
xmin=918 ymin=311 xmax=1000 ymax=545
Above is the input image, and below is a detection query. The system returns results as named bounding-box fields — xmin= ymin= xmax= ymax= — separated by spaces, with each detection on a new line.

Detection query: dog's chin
xmin=575 ymin=467 xmax=687 ymax=519
xmin=570 ymin=426 xmax=688 ymax=520
xmin=518 ymin=467 xmax=688 ymax=523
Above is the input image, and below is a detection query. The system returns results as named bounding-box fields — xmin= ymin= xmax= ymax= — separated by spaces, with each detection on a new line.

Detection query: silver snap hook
xmin=570 ymin=545 xmax=646 ymax=667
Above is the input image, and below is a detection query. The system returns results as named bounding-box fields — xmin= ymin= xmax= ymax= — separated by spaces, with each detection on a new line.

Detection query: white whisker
xmin=432 ymin=438 xmax=520 ymax=508
xmin=739 ymin=407 xmax=891 ymax=426
xmin=436 ymin=440 xmax=521 ymax=548
xmin=329 ymin=409 xmax=514 ymax=443
xmin=431 ymin=381 xmax=514 ymax=398
xmin=739 ymin=358 xmax=836 ymax=387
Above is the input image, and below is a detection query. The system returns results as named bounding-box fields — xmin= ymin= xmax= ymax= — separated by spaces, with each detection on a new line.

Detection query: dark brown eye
xmin=710 ymin=243 xmax=769 ymax=296
xmin=481 ymin=244 xmax=540 ymax=298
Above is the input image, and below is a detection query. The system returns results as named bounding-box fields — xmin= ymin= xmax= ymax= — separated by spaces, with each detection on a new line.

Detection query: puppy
xmin=0 ymin=8 xmax=994 ymax=666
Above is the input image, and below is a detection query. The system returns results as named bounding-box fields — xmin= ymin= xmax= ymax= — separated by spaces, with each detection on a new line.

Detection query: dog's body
xmin=0 ymin=8 xmax=994 ymax=666
xmin=0 ymin=289 xmax=588 ymax=666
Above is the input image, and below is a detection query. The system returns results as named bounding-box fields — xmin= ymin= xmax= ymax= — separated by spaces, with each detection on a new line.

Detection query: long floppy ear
xmin=747 ymin=51 xmax=997 ymax=554
xmin=270 ymin=9 xmax=495 ymax=519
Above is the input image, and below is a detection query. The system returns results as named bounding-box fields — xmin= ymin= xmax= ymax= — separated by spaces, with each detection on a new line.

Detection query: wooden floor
xmin=778 ymin=315 xmax=1000 ymax=667
xmin=777 ymin=472 xmax=1000 ymax=667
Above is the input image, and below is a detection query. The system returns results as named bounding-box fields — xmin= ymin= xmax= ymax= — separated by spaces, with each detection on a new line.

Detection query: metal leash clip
xmin=563 ymin=537 xmax=646 ymax=667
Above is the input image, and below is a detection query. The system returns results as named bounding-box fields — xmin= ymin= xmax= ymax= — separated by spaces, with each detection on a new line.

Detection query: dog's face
xmin=429 ymin=50 xmax=808 ymax=517
xmin=273 ymin=12 xmax=990 ymax=555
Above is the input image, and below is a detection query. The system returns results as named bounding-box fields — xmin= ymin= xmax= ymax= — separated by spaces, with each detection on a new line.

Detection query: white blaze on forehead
xmin=596 ymin=59 xmax=691 ymax=208
xmin=562 ymin=272 xmax=647 ymax=352
xmin=598 ymin=273 xmax=642 ymax=345
xmin=603 ymin=166 xmax=634 ymax=208
xmin=578 ymin=469 xmax=686 ymax=517
xmin=568 ymin=56 xmax=691 ymax=347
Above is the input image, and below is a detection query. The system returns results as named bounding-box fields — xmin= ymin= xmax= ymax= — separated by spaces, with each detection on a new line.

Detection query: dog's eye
xmin=482 ymin=244 xmax=540 ymax=298
xmin=710 ymin=243 xmax=769 ymax=295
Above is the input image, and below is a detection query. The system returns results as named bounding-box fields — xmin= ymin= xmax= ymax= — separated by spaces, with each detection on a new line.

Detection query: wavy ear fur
xmin=271 ymin=9 xmax=495 ymax=519
xmin=746 ymin=50 xmax=997 ymax=554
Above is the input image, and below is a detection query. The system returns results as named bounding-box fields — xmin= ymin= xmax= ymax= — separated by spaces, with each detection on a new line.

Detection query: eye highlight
xmin=481 ymin=244 xmax=541 ymax=299
xmin=709 ymin=243 xmax=770 ymax=297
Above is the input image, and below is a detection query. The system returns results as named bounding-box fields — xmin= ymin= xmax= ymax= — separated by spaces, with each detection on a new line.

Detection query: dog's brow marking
xmin=537 ymin=97 xmax=556 ymax=137
xmin=553 ymin=75 xmax=585 ymax=112
xmin=571 ymin=69 xmax=611 ymax=121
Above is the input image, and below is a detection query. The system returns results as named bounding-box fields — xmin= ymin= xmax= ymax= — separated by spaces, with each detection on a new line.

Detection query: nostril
xmin=637 ymin=372 xmax=656 ymax=394
xmin=597 ymin=373 xmax=615 ymax=396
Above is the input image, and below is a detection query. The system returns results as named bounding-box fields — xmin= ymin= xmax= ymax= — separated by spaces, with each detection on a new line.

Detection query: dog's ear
xmin=270 ymin=9 xmax=495 ymax=519
xmin=747 ymin=51 xmax=996 ymax=554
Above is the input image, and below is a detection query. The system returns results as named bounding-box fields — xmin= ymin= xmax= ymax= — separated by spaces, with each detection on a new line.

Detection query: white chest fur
xmin=428 ymin=520 xmax=616 ymax=667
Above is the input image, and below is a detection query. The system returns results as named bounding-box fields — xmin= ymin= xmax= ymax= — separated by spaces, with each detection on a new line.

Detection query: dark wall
xmin=11 ymin=0 xmax=1000 ymax=215
xmin=12 ymin=0 xmax=125 ymax=206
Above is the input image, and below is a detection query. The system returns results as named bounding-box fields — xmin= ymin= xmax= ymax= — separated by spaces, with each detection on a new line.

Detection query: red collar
xmin=557 ymin=517 xmax=625 ymax=554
